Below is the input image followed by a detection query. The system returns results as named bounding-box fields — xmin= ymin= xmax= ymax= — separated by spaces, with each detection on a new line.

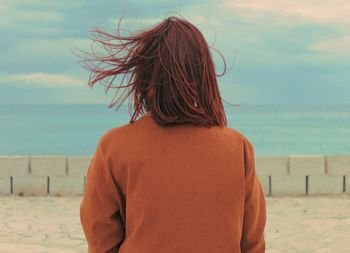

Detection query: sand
xmin=0 ymin=194 xmax=349 ymax=253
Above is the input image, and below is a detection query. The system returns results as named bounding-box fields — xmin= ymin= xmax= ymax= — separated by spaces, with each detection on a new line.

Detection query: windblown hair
xmin=73 ymin=15 xmax=236 ymax=128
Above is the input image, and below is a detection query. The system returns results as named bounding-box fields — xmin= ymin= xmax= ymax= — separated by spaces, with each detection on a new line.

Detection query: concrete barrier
xmin=327 ymin=155 xmax=350 ymax=175
xmin=271 ymin=175 xmax=306 ymax=196
xmin=308 ymin=175 xmax=344 ymax=195
xmin=255 ymin=156 xmax=288 ymax=176
xmin=0 ymin=156 xmax=29 ymax=177
xmin=0 ymin=177 xmax=10 ymax=195
xmin=0 ymin=155 xmax=349 ymax=196
xmin=289 ymin=155 xmax=326 ymax=175
xmin=31 ymin=156 xmax=66 ymax=177
xmin=49 ymin=176 xmax=84 ymax=196
xmin=67 ymin=156 xmax=92 ymax=177
xmin=13 ymin=176 xmax=48 ymax=196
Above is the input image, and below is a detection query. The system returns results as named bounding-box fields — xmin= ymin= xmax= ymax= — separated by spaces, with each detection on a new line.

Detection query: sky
xmin=0 ymin=0 xmax=349 ymax=105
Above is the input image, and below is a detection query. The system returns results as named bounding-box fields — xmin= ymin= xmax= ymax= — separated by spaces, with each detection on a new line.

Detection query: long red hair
xmin=72 ymin=15 xmax=236 ymax=128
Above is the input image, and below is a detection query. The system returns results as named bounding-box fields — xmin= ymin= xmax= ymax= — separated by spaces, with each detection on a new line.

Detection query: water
xmin=0 ymin=104 xmax=349 ymax=156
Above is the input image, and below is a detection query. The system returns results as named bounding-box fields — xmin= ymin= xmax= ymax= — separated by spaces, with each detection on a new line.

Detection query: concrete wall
xmin=0 ymin=155 xmax=349 ymax=196
xmin=255 ymin=155 xmax=350 ymax=196
xmin=0 ymin=155 xmax=91 ymax=196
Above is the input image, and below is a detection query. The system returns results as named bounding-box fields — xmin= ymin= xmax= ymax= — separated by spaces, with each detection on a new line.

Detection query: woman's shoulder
xmin=222 ymin=126 xmax=247 ymax=142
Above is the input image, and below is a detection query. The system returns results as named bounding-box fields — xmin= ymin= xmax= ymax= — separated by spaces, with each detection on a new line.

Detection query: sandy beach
xmin=0 ymin=194 xmax=349 ymax=253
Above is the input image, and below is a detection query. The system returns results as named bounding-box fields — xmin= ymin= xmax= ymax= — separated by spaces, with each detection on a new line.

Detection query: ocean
xmin=0 ymin=104 xmax=349 ymax=156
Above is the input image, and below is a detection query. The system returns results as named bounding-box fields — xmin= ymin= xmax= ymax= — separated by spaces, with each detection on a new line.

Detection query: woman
xmin=76 ymin=15 xmax=266 ymax=253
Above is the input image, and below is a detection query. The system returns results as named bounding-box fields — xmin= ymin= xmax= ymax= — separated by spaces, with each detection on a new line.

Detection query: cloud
xmin=0 ymin=9 xmax=63 ymax=28
xmin=224 ymin=0 xmax=350 ymax=25
xmin=311 ymin=35 xmax=350 ymax=56
xmin=0 ymin=3 xmax=8 ymax=11
xmin=110 ymin=16 xmax=164 ymax=27
xmin=109 ymin=15 xmax=222 ymax=28
xmin=0 ymin=0 xmax=349 ymax=105
xmin=0 ymin=38 xmax=91 ymax=73
xmin=177 ymin=1 xmax=348 ymax=64
xmin=13 ymin=38 xmax=91 ymax=55
xmin=6 ymin=73 xmax=85 ymax=87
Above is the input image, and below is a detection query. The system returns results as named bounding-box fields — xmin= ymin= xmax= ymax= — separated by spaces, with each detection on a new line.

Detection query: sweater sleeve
xmin=240 ymin=136 xmax=267 ymax=253
xmin=80 ymin=136 xmax=125 ymax=253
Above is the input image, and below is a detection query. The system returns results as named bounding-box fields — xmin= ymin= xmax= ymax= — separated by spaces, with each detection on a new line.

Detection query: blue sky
xmin=1 ymin=0 xmax=349 ymax=105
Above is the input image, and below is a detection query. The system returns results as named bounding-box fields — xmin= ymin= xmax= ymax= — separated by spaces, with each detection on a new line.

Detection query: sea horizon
xmin=0 ymin=103 xmax=349 ymax=156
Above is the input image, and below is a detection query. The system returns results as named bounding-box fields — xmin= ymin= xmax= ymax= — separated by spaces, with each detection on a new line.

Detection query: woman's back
xmin=80 ymin=112 xmax=266 ymax=253
xmin=76 ymin=15 xmax=266 ymax=253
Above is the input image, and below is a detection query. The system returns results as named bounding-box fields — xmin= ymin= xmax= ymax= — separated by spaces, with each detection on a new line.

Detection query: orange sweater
xmin=80 ymin=112 xmax=266 ymax=253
